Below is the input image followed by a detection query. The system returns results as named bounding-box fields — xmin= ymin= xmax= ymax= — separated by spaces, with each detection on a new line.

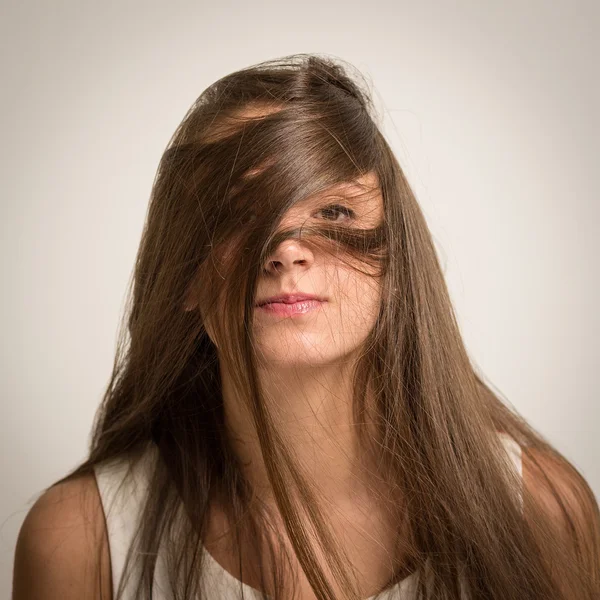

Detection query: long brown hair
xmin=50 ymin=53 xmax=599 ymax=599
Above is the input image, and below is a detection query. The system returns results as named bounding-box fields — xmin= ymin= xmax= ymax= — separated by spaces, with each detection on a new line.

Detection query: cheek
xmin=334 ymin=272 xmax=382 ymax=329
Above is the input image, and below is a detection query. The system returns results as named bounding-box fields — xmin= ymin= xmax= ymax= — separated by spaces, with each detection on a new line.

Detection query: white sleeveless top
xmin=94 ymin=432 xmax=522 ymax=599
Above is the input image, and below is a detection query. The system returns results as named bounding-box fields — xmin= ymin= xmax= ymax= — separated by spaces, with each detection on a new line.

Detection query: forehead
xmin=316 ymin=172 xmax=381 ymax=203
xmin=242 ymin=166 xmax=382 ymax=208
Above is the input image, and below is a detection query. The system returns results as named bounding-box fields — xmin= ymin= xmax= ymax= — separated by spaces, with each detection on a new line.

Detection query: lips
xmin=255 ymin=293 xmax=326 ymax=307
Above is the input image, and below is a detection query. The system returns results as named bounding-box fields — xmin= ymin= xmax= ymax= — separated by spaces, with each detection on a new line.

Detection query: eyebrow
xmin=319 ymin=183 xmax=380 ymax=202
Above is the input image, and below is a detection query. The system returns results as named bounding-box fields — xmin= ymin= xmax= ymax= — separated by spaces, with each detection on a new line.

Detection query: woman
xmin=13 ymin=53 xmax=600 ymax=600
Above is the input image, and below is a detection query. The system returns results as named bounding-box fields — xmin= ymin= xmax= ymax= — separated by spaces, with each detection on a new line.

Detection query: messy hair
xmin=52 ymin=53 xmax=599 ymax=599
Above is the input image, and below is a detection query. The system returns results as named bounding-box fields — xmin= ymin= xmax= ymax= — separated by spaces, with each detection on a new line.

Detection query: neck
xmin=218 ymin=357 xmax=384 ymax=507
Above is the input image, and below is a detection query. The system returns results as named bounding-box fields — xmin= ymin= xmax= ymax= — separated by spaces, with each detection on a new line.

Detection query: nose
xmin=263 ymin=238 xmax=315 ymax=275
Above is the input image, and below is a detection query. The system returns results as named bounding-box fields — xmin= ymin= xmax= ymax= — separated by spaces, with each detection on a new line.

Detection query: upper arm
xmin=12 ymin=473 xmax=112 ymax=600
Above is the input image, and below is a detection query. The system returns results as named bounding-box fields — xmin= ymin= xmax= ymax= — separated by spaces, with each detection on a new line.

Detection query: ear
xmin=183 ymin=280 xmax=199 ymax=312
xmin=183 ymin=299 xmax=197 ymax=312
xmin=183 ymin=294 xmax=198 ymax=312
xmin=183 ymin=264 xmax=207 ymax=312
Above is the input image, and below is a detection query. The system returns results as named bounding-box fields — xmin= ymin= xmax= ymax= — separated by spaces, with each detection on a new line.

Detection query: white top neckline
xmin=94 ymin=431 xmax=522 ymax=599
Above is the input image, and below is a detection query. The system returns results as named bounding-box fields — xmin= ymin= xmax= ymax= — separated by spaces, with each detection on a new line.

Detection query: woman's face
xmin=250 ymin=171 xmax=384 ymax=368
xmin=189 ymin=170 xmax=385 ymax=369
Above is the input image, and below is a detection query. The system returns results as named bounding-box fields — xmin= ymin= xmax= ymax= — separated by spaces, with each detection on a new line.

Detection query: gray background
xmin=1 ymin=0 xmax=598 ymax=596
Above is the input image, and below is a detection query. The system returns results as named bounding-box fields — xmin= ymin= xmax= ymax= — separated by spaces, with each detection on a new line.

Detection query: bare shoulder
xmin=13 ymin=471 xmax=112 ymax=600
xmin=521 ymin=444 xmax=600 ymax=553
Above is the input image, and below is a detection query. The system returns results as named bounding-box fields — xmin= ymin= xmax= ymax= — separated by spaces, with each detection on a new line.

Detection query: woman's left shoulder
xmin=521 ymin=444 xmax=599 ymax=547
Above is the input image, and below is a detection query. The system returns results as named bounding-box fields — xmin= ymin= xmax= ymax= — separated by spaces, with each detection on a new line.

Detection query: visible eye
xmin=318 ymin=204 xmax=356 ymax=222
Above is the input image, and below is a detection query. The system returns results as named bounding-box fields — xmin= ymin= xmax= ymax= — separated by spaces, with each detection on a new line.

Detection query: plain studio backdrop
xmin=0 ymin=0 xmax=598 ymax=596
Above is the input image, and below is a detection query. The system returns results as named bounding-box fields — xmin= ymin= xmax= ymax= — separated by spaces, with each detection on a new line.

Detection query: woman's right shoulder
xmin=12 ymin=471 xmax=113 ymax=600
